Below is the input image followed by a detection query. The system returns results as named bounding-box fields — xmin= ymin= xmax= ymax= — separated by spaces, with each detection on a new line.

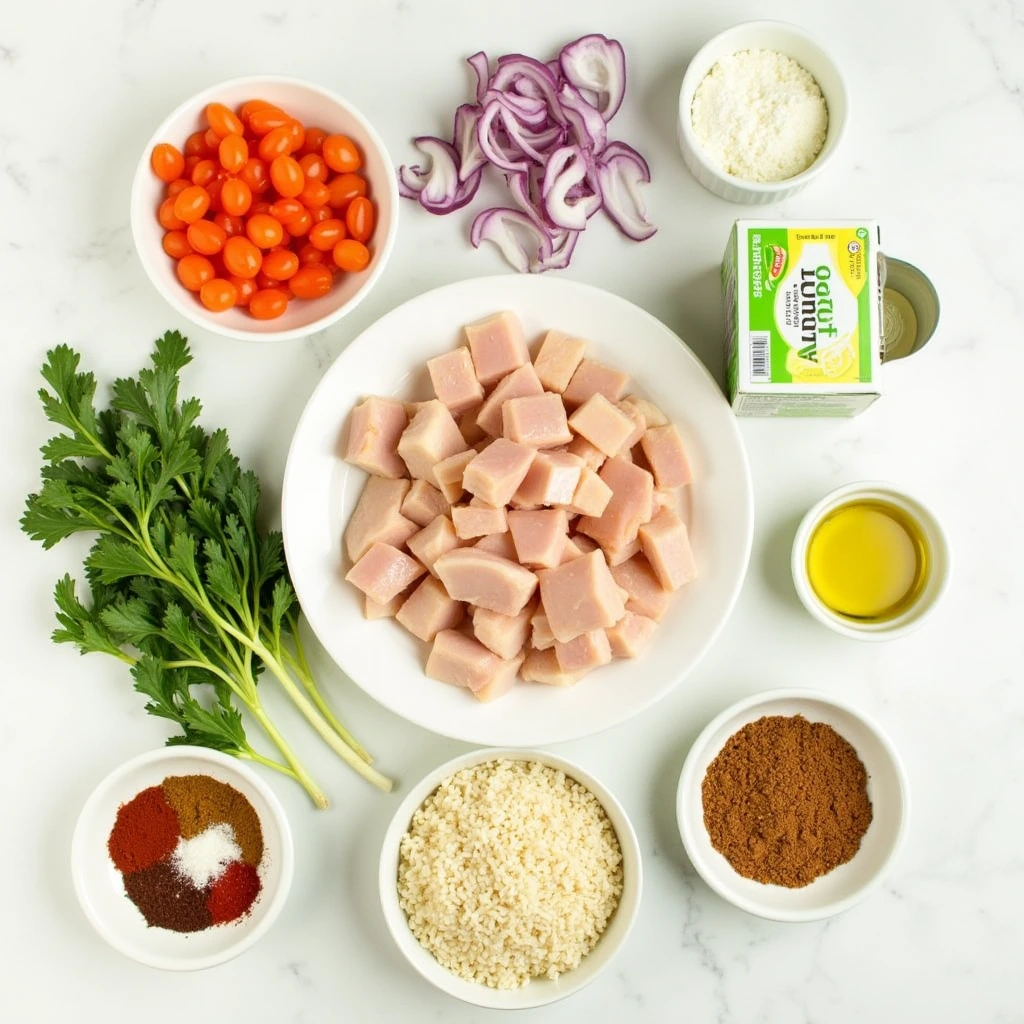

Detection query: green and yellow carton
xmin=722 ymin=220 xmax=882 ymax=416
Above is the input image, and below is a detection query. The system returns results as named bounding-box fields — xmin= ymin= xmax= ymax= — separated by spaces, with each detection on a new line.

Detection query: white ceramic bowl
xmin=71 ymin=747 xmax=294 ymax=970
xmin=677 ymin=689 xmax=908 ymax=922
xmin=677 ymin=21 xmax=849 ymax=204
xmin=130 ymin=75 xmax=398 ymax=341
xmin=379 ymin=747 xmax=642 ymax=1008
xmin=791 ymin=481 xmax=951 ymax=640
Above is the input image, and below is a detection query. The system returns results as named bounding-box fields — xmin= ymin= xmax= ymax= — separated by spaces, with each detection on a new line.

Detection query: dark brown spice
xmin=161 ymin=774 xmax=264 ymax=866
xmin=701 ymin=714 xmax=873 ymax=888
xmin=122 ymin=862 xmax=213 ymax=932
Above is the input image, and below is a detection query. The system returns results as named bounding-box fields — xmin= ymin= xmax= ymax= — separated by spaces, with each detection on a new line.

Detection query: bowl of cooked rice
xmin=378 ymin=748 xmax=642 ymax=1008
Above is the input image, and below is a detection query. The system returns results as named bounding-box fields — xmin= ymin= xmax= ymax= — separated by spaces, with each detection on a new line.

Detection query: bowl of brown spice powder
xmin=676 ymin=689 xmax=908 ymax=921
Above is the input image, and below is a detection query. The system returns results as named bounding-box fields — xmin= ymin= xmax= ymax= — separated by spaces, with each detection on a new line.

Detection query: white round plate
xmin=283 ymin=274 xmax=753 ymax=746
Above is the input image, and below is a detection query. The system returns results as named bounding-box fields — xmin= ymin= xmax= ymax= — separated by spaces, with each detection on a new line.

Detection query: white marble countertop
xmin=3 ymin=1 xmax=1022 ymax=1021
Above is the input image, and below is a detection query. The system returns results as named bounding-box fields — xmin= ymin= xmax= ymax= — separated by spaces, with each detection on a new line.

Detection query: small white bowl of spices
xmin=677 ymin=21 xmax=849 ymax=204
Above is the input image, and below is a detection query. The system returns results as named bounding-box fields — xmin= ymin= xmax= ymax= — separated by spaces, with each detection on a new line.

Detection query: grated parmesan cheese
xmin=690 ymin=49 xmax=828 ymax=183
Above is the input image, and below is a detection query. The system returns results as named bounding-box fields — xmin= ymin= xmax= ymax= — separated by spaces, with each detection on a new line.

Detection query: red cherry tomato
xmin=223 ymin=236 xmax=263 ymax=278
xmin=284 ymin=208 xmax=312 ymax=237
xmin=214 ymin=212 xmax=244 ymax=237
xmin=199 ymin=278 xmax=238 ymax=312
xmin=302 ymin=127 xmax=328 ymax=156
xmin=239 ymin=158 xmax=270 ymax=195
xmin=289 ymin=264 xmax=333 ymax=299
xmin=332 ymin=238 xmax=370 ymax=272
xmin=309 ymin=204 xmax=333 ymax=224
xmin=249 ymin=288 xmax=289 ymax=319
xmin=299 ymin=153 xmax=328 ymax=184
xmin=166 ymin=177 xmax=191 ymax=197
xmin=322 ymin=134 xmax=361 ymax=173
xmin=177 ymin=253 xmax=215 ymax=291
xmin=185 ymin=131 xmax=212 ymax=157
xmin=297 ymin=242 xmax=327 ymax=266
xmin=151 ymin=143 xmax=185 ymax=183
xmin=228 ymin=274 xmax=258 ymax=307
xmin=345 ymin=196 xmax=375 ymax=243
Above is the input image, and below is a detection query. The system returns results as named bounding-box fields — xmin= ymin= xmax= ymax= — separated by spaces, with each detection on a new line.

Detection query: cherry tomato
xmin=173 ymin=185 xmax=211 ymax=224
xmin=158 ymin=196 xmax=186 ymax=230
xmin=222 ymin=236 xmax=263 ymax=278
xmin=249 ymin=200 xmax=274 ymax=218
xmin=248 ymin=106 xmax=291 ymax=136
xmin=218 ymin=134 xmax=248 ymax=174
xmin=309 ymin=218 xmax=346 ymax=251
xmin=326 ymin=172 xmax=367 ymax=210
xmin=288 ymin=264 xmax=333 ymax=299
xmin=301 ymin=127 xmax=328 ymax=157
xmin=270 ymin=155 xmax=304 ymax=198
xmin=285 ymin=120 xmax=306 ymax=152
xmin=162 ymin=230 xmax=192 ymax=259
xmin=184 ymin=155 xmax=201 ymax=177
xmin=190 ymin=158 xmax=218 ymax=188
xmin=246 ymin=213 xmax=284 ymax=249
xmin=345 ymin=197 xmax=375 ymax=243
xmin=239 ymin=98 xmax=276 ymax=127
xmin=249 ymin=288 xmax=290 ymax=319
xmin=220 ymin=178 xmax=253 ymax=217
xmin=258 ymin=125 xmax=294 ymax=162
xmin=300 ymin=179 xmax=330 ymax=208
xmin=322 ymin=134 xmax=361 ymax=173
xmin=151 ymin=143 xmax=185 ymax=183
xmin=296 ymin=242 xmax=327 ymax=266
xmin=332 ymin=238 xmax=370 ymax=272
xmin=284 ymin=208 xmax=312 ymax=237
xmin=205 ymin=175 xmax=227 ymax=213
xmin=228 ymin=274 xmax=258 ymax=307
xmin=268 ymin=199 xmax=303 ymax=223
xmin=298 ymin=152 xmax=328 ymax=184
xmin=254 ymin=271 xmax=278 ymax=291
xmin=204 ymin=128 xmax=223 ymax=153
xmin=166 ymin=177 xmax=191 ymax=197
xmin=261 ymin=248 xmax=300 ymax=281
xmin=185 ymin=130 xmax=211 ymax=157
xmin=176 ymin=253 xmax=215 ymax=291
xmin=186 ymin=219 xmax=227 ymax=256
xmin=206 ymin=102 xmax=245 ymax=139
xmin=214 ymin=212 xmax=244 ymax=237
xmin=309 ymin=204 xmax=333 ymax=224
xmin=199 ymin=277 xmax=238 ymax=312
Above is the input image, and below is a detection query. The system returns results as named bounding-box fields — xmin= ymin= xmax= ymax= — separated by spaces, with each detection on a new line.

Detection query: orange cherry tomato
xmin=269 ymin=199 xmax=303 ymax=223
xmin=185 ymin=131 xmax=211 ymax=157
xmin=222 ymin=236 xmax=263 ymax=278
xmin=239 ymin=99 xmax=276 ymax=126
xmin=326 ymin=172 xmax=367 ymax=210
xmin=309 ymin=218 xmax=346 ymax=251
xmin=301 ymin=127 xmax=328 ymax=157
xmin=158 ymin=196 xmax=186 ymax=230
xmin=345 ymin=197 xmax=375 ymax=243
xmin=322 ymin=134 xmax=361 ymax=173
xmin=184 ymin=155 xmax=201 ymax=177
xmin=249 ymin=200 xmax=274 ymax=218
xmin=248 ymin=105 xmax=291 ymax=136
xmin=261 ymin=248 xmax=300 ymax=281
xmin=199 ymin=277 xmax=238 ymax=312
xmin=204 ymin=128 xmax=223 ymax=154
xmin=214 ymin=212 xmax=244 ymax=237
xmin=218 ymin=134 xmax=248 ymax=174
xmin=220 ymin=178 xmax=253 ymax=217
xmin=258 ymin=125 xmax=294 ymax=163
xmin=297 ymin=242 xmax=327 ymax=266
xmin=166 ymin=177 xmax=191 ymax=197
xmin=300 ymin=179 xmax=330 ymax=208
xmin=186 ymin=219 xmax=227 ymax=256
xmin=205 ymin=175 xmax=228 ymax=213
xmin=228 ymin=274 xmax=258 ymax=306
xmin=284 ymin=208 xmax=312 ymax=237
xmin=206 ymin=102 xmax=245 ymax=139
xmin=332 ymin=238 xmax=370 ymax=272
xmin=151 ymin=143 xmax=185 ymax=183
xmin=173 ymin=185 xmax=211 ymax=224
xmin=288 ymin=263 xmax=333 ymax=299
xmin=249 ymin=288 xmax=289 ymax=319
xmin=299 ymin=152 xmax=328 ymax=184
xmin=190 ymin=158 xmax=218 ymax=188
xmin=162 ymin=230 xmax=192 ymax=259
xmin=239 ymin=157 xmax=270 ymax=195
xmin=176 ymin=253 xmax=215 ymax=291
xmin=270 ymin=155 xmax=304 ymax=198
xmin=245 ymin=213 xmax=284 ymax=249
xmin=309 ymin=204 xmax=333 ymax=224
xmin=254 ymin=271 xmax=278 ymax=290
xmin=286 ymin=120 xmax=306 ymax=151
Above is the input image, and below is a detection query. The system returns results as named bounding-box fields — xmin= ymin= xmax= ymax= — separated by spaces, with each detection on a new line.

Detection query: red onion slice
xmin=596 ymin=142 xmax=656 ymax=241
xmin=558 ymin=34 xmax=627 ymax=122
xmin=470 ymin=208 xmax=554 ymax=273
xmin=542 ymin=146 xmax=602 ymax=230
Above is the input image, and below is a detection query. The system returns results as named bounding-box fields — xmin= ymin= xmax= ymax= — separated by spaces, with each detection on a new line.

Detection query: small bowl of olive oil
xmin=791 ymin=482 xmax=950 ymax=640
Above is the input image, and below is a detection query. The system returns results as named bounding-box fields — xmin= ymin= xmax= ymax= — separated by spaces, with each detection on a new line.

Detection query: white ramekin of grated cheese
xmin=677 ymin=21 xmax=849 ymax=204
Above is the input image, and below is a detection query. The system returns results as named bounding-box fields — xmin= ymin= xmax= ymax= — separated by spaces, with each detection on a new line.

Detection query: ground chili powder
xmin=107 ymin=785 xmax=180 ymax=874
xmin=701 ymin=714 xmax=873 ymax=888
xmin=207 ymin=860 xmax=262 ymax=924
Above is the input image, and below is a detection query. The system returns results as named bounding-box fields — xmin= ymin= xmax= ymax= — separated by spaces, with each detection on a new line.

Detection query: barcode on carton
xmin=749 ymin=332 xmax=771 ymax=382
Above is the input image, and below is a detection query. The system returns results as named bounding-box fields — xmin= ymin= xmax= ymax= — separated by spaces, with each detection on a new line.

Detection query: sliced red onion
xmin=400 ymin=136 xmax=481 ymax=213
xmin=470 ymin=208 xmax=553 ymax=273
xmin=466 ymin=51 xmax=490 ymax=104
xmin=558 ymin=34 xmax=627 ymax=121
xmin=558 ymin=82 xmax=607 ymax=154
xmin=596 ymin=142 xmax=656 ymax=241
xmin=453 ymin=104 xmax=486 ymax=181
xmin=477 ymin=100 xmax=529 ymax=173
xmin=542 ymin=146 xmax=601 ymax=230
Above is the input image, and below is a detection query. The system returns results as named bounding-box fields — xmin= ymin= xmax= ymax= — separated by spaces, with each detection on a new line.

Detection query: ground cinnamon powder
xmin=161 ymin=775 xmax=264 ymax=867
xmin=701 ymin=715 xmax=873 ymax=888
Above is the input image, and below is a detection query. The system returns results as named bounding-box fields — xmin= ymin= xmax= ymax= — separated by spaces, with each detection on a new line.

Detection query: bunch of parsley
xmin=22 ymin=331 xmax=391 ymax=806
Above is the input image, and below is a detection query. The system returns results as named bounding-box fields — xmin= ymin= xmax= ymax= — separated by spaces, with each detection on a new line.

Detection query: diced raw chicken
xmin=473 ymin=653 xmax=524 ymax=703
xmin=638 ymin=510 xmax=698 ymax=590
xmin=536 ymin=550 xmax=625 ymax=642
xmin=434 ymin=547 xmax=538 ymax=616
xmin=562 ymin=358 xmax=630 ymax=408
xmin=513 ymin=451 xmax=584 ymax=506
xmin=560 ymin=536 xmax=584 ymax=563
xmin=521 ymin=647 xmax=585 ymax=686
xmin=451 ymin=502 xmax=508 ymax=539
xmin=406 ymin=515 xmax=460 ymax=577
xmin=426 ymin=629 xmax=520 ymax=699
xmin=462 ymin=438 xmax=536 ymax=507
xmin=395 ymin=576 xmax=465 ymax=642
xmin=401 ymin=479 xmax=450 ymax=527
xmin=640 ymin=424 xmax=693 ymax=489
xmin=654 ymin=487 xmax=687 ymax=519
xmin=565 ymin=467 xmax=613 ymax=517
xmin=606 ymin=611 xmax=658 ymax=657
xmin=364 ymin=593 xmax=403 ymax=620
xmin=344 ymin=397 xmax=408 ymax=479
xmin=427 ymin=347 xmax=485 ymax=414
xmin=397 ymin=400 xmax=467 ymax=481
xmin=567 ymin=434 xmax=607 ymax=471
xmin=619 ymin=394 xmax=669 ymax=429
xmin=345 ymin=543 xmax=425 ymax=606
xmin=472 ymin=602 xmax=534 ymax=660
xmin=554 ymin=629 xmax=612 ymax=673
xmin=502 ymin=393 xmax=573 ymax=448
xmin=344 ymin=476 xmax=416 ymax=563
xmin=507 ymin=509 xmax=568 ymax=569
xmin=533 ymin=330 xmax=587 ymax=393
xmin=618 ymin=403 xmax=647 ymax=450
xmin=464 ymin=310 xmax=529 ymax=386
xmin=403 ymin=400 xmax=431 ymax=420
xmin=572 ymin=534 xmax=599 ymax=555
xmin=473 ymin=531 xmax=519 ymax=560
xmin=603 ymin=536 xmax=641 ymax=566
xmin=458 ymin=406 xmax=487 ymax=445
xmin=475 ymin=363 xmax=543 ymax=436
xmin=577 ymin=456 xmax=654 ymax=551
xmin=610 ymin=554 xmax=673 ymax=621
xmin=531 ymin=610 xmax=556 ymax=650
xmin=568 ymin=394 xmax=637 ymax=457
xmin=432 ymin=449 xmax=476 ymax=503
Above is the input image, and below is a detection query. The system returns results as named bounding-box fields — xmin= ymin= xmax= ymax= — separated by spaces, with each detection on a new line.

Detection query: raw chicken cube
xmin=610 ymin=554 xmax=673 ymax=621
xmin=364 ymin=593 xmax=403 ymax=620
xmin=618 ymin=403 xmax=647 ymax=450
xmin=536 ymin=550 xmax=625 ymax=642
xmin=472 ymin=603 xmax=534 ymax=660
xmin=638 ymin=510 xmax=698 ymax=590
xmin=572 ymin=534 xmax=599 ymax=555
xmin=640 ymin=424 xmax=693 ymax=489
xmin=473 ymin=531 xmax=519 ymax=560
xmin=619 ymin=394 xmax=669 ymax=429
xmin=432 ymin=449 xmax=476 ymax=503
xmin=427 ymin=347 xmax=484 ymax=414
xmin=458 ymin=406 xmax=487 ymax=445
xmin=462 ymin=438 xmax=536 ymax=507
xmin=654 ymin=487 xmax=687 ymax=519
xmin=577 ymin=456 xmax=654 ymax=551
xmin=451 ymin=502 xmax=508 ymax=539
xmin=554 ymin=629 xmax=612 ymax=673
xmin=434 ymin=547 xmax=538 ymax=616
xmin=604 ymin=537 xmax=641 ymax=566
xmin=568 ymin=394 xmax=637 ymax=456
xmin=565 ymin=467 xmax=613 ymax=517
xmin=560 ymin=536 xmax=585 ymax=563
xmin=426 ymin=629 xmax=519 ymax=699
xmin=607 ymin=611 xmax=658 ymax=658
xmin=566 ymin=434 xmax=607 ymax=471
xmin=406 ymin=515 xmax=460 ymax=577
xmin=508 ymin=509 xmax=568 ymax=569
xmin=533 ymin=330 xmax=587 ymax=393
xmin=502 ymin=393 xmax=573 ymax=448
xmin=521 ymin=648 xmax=585 ymax=686
xmin=562 ymin=358 xmax=630 ymax=408
xmin=344 ymin=397 xmax=408 ymax=479
xmin=345 ymin=543 xmax=425 ymax=606
xmin=344 ymin=476 xmax=416 ymax=563
xmin=475 ymin=363 xmax=543 ymax=436
xmin=473 ymin=653 xmax=524 ymax=702
xmin=531 ymin=610 xmax=556 ymax=650
xmin=401 ymin=479 xmax=450 ymax=527
xmin=512 ymin=451 xmax=584 ymax=506
xmin=398 ymin=400 xmax=467 ymax=481
xmin=464 ymin=310 xmax=529 ymax=386
xmin=396 ymin=576 xmax=465 ymax=642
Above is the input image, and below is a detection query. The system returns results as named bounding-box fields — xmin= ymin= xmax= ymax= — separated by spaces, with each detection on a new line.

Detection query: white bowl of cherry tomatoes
xmin=131 ymin=75 xmax=399 ymax=341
